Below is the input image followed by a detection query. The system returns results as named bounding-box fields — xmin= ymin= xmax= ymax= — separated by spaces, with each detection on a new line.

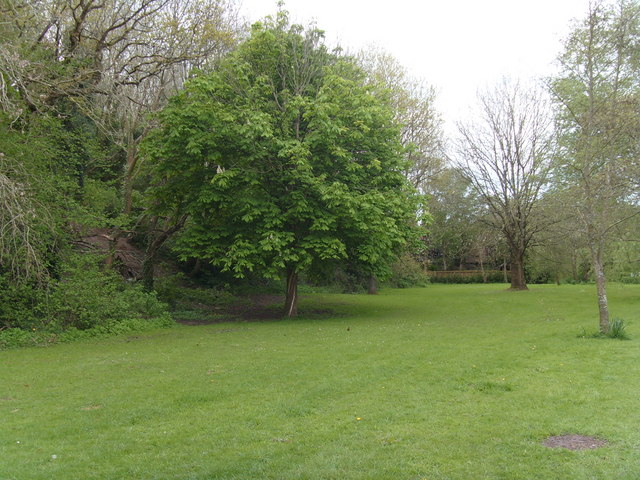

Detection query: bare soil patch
xmin=543 ymin=434 xmax=607 ymax=450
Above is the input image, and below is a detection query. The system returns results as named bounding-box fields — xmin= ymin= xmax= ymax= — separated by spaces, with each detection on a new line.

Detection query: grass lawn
xmin=2 ymin=283 xmax=640 ymax=479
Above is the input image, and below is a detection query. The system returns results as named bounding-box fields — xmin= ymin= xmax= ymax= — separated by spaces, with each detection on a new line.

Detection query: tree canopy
xmin=143 ymin=12 xmax=423 ymax=316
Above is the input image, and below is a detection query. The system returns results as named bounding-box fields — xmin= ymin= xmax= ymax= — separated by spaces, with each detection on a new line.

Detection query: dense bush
xmin=42 ymin=255 xmax=168 ymax=330
xmin=0 ymin=275 xmax=46 ymax=330
xmin=385 ymin=253 xmax=430 ymax=288
xmin=0 ymin=254 xmax=172 ymax=349
xmin=618 ymin=272 xmax=640 ymax=284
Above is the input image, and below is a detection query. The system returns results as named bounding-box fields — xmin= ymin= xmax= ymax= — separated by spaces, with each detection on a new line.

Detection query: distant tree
xmin=455 ymin=80 xmax=554 ymax=290
xmin=357 ymin=47 xmax=445 ymax=193
xmin=143 ymin=12 xmax=421 ymax=316
xmin=426 ymin=167 xmax=480 ymax=271
xmin=551 ymin=0 xmax=640 ymax=333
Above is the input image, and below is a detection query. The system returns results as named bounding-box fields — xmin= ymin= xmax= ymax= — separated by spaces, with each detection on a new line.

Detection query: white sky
xmin=239 ymin=0 xmax=590 ymax=135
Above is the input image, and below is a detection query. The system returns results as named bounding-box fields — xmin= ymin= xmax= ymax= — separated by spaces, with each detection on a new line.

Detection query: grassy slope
xmin=2 ymin=284 xmax=640 ymax=480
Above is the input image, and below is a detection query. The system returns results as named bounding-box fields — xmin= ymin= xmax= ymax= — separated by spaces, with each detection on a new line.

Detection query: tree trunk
xmin=590 ymin=247 xmax=610 ymax=334
xmin=503 ymin=258 xmax=508 ymax=283
xmin=368 ymin=274 xmax=378 ymax=295
xmin=142 ymin=252 xmax=156 ymax=292
xmin=188 ymin=258 xmax=202 ymax=278
xmin=104 ymin=233 xmax=117 ymax=269
xmin=123 ymin=134 xmax=137 ymax=215
xmin=479 ymin=255 xmax=487 ymax=283
xmin=509 ymin=249 xmax=528 ymax=290
xmin=284 ymin=268 xmax=298 ymax=318
xmin=142 ymin=214 xmax=188 ymax=292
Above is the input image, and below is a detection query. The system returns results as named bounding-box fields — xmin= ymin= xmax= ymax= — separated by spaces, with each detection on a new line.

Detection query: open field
xmin=2 ymin=284 xmax=640 ymax=479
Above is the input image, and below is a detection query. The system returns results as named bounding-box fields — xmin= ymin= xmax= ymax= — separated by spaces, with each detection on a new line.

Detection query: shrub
xmin=386 ymin=253 xmax=429 ymax=288
xmin=577 ymin=318 xmax=630 ymax=340
xmin=608 ymin=318 xmax=630 ymax=340
xmin=0 ymin=254 xmax=172 ymax=349
xmin=45 ymin=255 xmax=169 ymax=330
xmin=618 ymin=272 xmax=640 ymax=284
xmin=0 ymin=315 xmax=174 ymax=350
xmin=0 ymin=275 xmax=47 ymax=330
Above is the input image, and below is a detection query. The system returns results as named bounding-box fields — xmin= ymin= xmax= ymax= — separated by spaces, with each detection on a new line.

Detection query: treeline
xmin=0 ymin=0 xmax=243 ymax=337
xmin=0 ymin=1 xmax=443 ymax=340
xmin=1 ymin=0 xmax=639 ymax=339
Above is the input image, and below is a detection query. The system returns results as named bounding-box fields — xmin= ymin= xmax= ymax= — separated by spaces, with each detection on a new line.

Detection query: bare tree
xmin=0 ymin=155 xmax=53 ymax=282
xmin=454 ymin=79 xmax=554 ymax=290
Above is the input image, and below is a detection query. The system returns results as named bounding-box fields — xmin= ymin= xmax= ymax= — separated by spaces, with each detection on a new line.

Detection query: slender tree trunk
xmin=368 ymin=274 xmax=378 ymax=295
xmin=590 ymin=245 xmax=610 ymax=334
xmin=509 ymin=249 xmax=528 ymax=290
xmin=104 ymin=233 xmax=117 ymax=269
xmin=188 ymin=258 xmax=202 ymax=278
xmin=142 ymin=251 xmax=156 ymax=292
xmin=123 ymin=135 xmax=137 ymax=215
xmin=503 ymin=258 xmax=508 ymax=283
xmin=284 ymin=267 xmax=298 ymax=318
xmin=479 ymin=255 xmax=487 ymax=283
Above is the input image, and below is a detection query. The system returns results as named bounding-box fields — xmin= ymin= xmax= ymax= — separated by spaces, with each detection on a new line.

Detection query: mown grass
xmin=2 ymin=283 xmax=640 ymax=479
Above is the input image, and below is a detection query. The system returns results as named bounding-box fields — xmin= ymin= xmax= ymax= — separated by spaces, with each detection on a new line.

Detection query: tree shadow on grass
xmin=174 ymin=294 xmax=342 ymax=325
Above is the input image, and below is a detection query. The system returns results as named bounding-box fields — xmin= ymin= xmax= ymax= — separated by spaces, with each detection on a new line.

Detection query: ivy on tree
xmin=143 ymin=12 xmax=421 ymax=316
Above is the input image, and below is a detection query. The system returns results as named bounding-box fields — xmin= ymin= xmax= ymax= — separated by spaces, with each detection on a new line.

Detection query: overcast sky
xmin=239 ymin=0 xmax=590 ymax=134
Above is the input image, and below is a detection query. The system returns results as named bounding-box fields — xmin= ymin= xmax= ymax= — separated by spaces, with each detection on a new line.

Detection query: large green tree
xmin=143 ymin=12 xmax=421 ymax=316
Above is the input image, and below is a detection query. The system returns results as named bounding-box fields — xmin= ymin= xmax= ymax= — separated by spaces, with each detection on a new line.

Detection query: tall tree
xmin=0 ymin=0 xmax=241 ymax=211
xmin=143 ymin=12 xmax=420 ymax=316
xmin=357 ymin=47 xmax=445 ymax=193
xmin=551 ymin=0 xmax=640 ymax=333
xmin=455 ymin=80 xmax=554 ymax=290
xmin=426 ymin=167 xmax=481 ymax=271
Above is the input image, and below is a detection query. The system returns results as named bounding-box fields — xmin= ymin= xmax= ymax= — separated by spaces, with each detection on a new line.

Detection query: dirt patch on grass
xmin=543 ymin=434 xmax=607 ymax=450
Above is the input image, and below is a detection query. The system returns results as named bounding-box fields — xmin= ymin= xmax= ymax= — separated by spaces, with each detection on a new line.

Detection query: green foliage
xmin=619 ymin=272 xmax=640 ymax=284
xmin=385 ymin=252 xmax=429 ymax=288
xmin=578 ymin=318 xmax=630 ymax=340
xmin=0 ymin=275 xmax=46 ymax=330
xmin=143 ymin=13 xmax=422 ymax=295
xmin=0 ymin=316 xmax=174 ymax=350
xmin=154 ymin=273 xmax=236 ymax=310
xmin=45 ymin=255 xmax=168 ymax=330
xmin=608 ymin=318 xmax=630 ymax=340
xmin=0 ymin=254 xmax=170 ymax=338
xmin=330 ymin=267 xmax=369 ymax=294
